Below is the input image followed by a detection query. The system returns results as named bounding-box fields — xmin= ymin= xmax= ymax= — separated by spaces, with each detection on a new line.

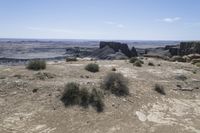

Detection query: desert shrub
xmin=154 ymin=84 xmax=166 ymax=95
xmin=101 ymin=72 xmax=129 ymax=96
xmin=61 ymin=82 xmax=80 ymax=106
xmin=193 ymin=70 xmax=197 ymax=74
xmin=112 ymin=67 xmax=116 ymax=71
xmin=34 ymin=72 xmax=55 ymax=80
xmin=148 ymin=62 xmax=155 ymax=66
xmin=90 ymin=89 xmax=104 ymax=112
xmin=66 ymin=57 xmax=77 ymax=62
xmin=195 ymin=63 xmax=200 ymax=67
xmin=61 ymin=82 xmax=104 ymax=112
xmin=85 ymin=63 xmax=99 ymax=73
xmin=134 ymin=60 xmax=142 ymax=67
xmin=175 ymin=75 xmax=187 ymax=81
xmin=79 ymin=87 xmax=90 ymax=108
xmin=140 ymin=60 xmax=144 ymax=64
xmin=129 ymin=57 xmax=138 ymax=63
xmin=27 ymin=60 xmax=46 ymax=70
xmin=129 ymin=57 xmax=144 ymax=64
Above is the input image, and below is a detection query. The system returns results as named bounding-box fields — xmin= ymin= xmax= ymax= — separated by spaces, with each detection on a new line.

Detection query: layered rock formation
xmin=99 ymin=41 xmax=137 ymax=58
xmin=90 ymin=41 xmax=137 ymax=59
xmin=166 ymin=42 xmax=200 ymax=56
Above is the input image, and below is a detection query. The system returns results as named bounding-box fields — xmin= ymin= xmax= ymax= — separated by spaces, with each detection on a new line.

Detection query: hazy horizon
xmin=0 ymin=0 xmax=200 ymax=40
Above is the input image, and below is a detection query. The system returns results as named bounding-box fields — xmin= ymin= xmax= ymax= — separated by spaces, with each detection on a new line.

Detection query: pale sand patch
xmin=100 ymin=64 xmax=118 ymax=68
xmin=171 ymin=69 xmax=189 ymax=74
xmin=67 ymin=64 xmax=84 ymax=66
xmin=138 ymin=98 xmax=200 ymax=132
xmin=136 ymin=111 xmax=147 ymax=122
xmin=118 ymin=67 xmax=137 ymax=78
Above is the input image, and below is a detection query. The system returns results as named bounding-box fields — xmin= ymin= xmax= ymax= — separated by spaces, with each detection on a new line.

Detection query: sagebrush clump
xmin=101 ymin=72 xmax=129 ymax=96
xmin=154 ymin=84 xmax=166 ymax=95
xmin=85 ymin=63 xmax=99 ymax=73
xmin=90 ymin=89 xmax=104 ymax=112
xmin=61 ymin=82 xmax=104 ymax=112
xmin=129 ymin=57 xmax=138 ymax=63
xmin=61 ymin=82 xmax=81 ymax=106
xmin=134 ymin=60 xmax=142 ymax=67
xmin=148 ymin=62 xmax=155 ymax=66
xmin=27 ymin=60 xmax=46 ymax=70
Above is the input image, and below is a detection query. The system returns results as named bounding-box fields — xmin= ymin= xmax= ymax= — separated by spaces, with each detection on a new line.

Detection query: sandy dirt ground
xmin=0 ymin=58 xmax=200 ymax=133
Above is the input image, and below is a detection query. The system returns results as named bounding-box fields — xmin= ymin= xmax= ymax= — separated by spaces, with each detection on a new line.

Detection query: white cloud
xmin=157 ymin=17 xmax=181 ymax=23
xmin=104 ymin=21 xmax=125 ymax=28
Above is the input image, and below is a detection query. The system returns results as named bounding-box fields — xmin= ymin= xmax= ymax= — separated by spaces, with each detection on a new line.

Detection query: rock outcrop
xmin=99 ymin=41 xmax=137 ymax=58
xmin=179 ymin=42 xmax=200 ymax=55
xmin=90 ymin=45 xmax=115 ymax=59
xmin=66 ymin=47 xmax=94 ymax=57
xmin=144 ymin=47 xmax=171 ymax=60
xmin=166 ymin=42 xmax=200 ymax=56
xmin=91 ymin=41 xmax=137 ymax=59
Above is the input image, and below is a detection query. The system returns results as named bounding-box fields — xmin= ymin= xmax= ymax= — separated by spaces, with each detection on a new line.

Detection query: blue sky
xmin=0 ymin=0 xmax=200 ymax=40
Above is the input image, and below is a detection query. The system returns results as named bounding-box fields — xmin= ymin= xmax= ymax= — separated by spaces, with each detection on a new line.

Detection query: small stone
xmin=32 ymin=88 xmax=38 ymax=93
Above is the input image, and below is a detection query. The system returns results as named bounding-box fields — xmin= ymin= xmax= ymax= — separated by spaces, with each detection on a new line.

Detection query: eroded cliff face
xmin=179 ymin=42 xmax=200 ymax=55
xmin=99 ymin=41 xmax=137 ymax=57
xmin=166 ymin=42 xmax=200 ymax=56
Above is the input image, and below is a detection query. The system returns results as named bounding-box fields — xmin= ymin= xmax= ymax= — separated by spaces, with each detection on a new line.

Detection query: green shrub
xmin=85 ymin=63 xmax=99 ymax=73
xmin=90 ymin=89 xmax=104 ymax=112
xmin=139 ymin=60 xmax=144 ymax=64
xmin=66 ymin=57 xmax=77 ymax=62
xmin=61 ymin=82 xmax=80 ymax=106
xmin=154 ymin=84 xmax=166 ymax=95
xmin=130 ymin=57 xmax=144 ymax=64
xmin=193 ymin=70 xmax=197 ymax=74
xmin=134 ymin=60 xmax=142 ymax=67
xmin=101 ymin=72 xmax=129 ymax=96
xmin=79 ymin=87 xmax=90 ymax=108
xmin=148 ymin=62 xmax=155 ymax=66
xmin=129 ymin=57 xmax=138 ymax=63
xmin=61 ymin=82 xmax=104 ymax=112
xmin=27 ymin=60 xmax=46 ymax=70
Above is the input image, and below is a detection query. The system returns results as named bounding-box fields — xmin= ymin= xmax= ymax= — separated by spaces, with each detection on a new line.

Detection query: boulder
xmin=191 ymin=59 xmax=200 ymax=64
xmin=186 ymin=54 xmax=200 ymax=60
xmin=99 ymin=41 xmax=137 ymax=58
xmin=170 ymin=56 xmax=186 ymax=62
xmin=182 ymin=54 xmax=200 ymax=62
